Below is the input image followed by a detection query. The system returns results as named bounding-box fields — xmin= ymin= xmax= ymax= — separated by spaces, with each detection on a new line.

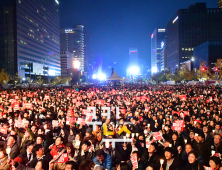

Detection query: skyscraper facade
xmin=0 ymin=0 xmax=60 ymax=77
xmin=151 ymin=28 xmax=166 ymax=75
xmin=166 ymin=3 xmax=222 ymax=73
xmin=219 ymin=0 xmax=222 ymax=8
xmin=60 ymin=51 xmax=73 ymax=77
xmin=60 ymin=25 xmax=85 ymax=72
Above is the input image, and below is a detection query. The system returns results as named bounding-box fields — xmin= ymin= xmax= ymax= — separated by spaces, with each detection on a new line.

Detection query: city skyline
xmin=60 ymin=0 xmax=217 ymax=77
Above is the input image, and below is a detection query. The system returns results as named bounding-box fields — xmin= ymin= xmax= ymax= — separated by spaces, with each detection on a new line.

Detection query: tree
xmin=52 ymin=76 xmax=62 ymax=85
xmin=181 ymin=65 xmax=194 ymax=81
xmin=0 ymin=69 xmax=10 ymax=84
xmin=197 ymin=61 xmax=212 ymax=80
xmin=36 ymin=76 xmax=44 ymax=86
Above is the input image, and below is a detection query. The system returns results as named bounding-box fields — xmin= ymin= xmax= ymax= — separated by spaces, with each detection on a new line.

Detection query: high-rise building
xmin=160 ymin=40 xmax=167 ymax=72
xmin=193 ymin=41 xmax=222 ymax=69
xmin=60 ymin=51 xmax=73 ymax=76
xmin=60 ymin=25 xmax=85 ymax=72
xmin=166 ymin=3 xmax=222 ymax=73
xmin=0 ymin=0 xmax=60 ymax=77
xmin=151 ymin=28 xmax=166 ymax=75
xmin=219 ymin=0 xmax=222 ymax=8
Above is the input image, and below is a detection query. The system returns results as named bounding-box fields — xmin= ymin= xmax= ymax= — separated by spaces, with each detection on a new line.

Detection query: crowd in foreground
xmin=0 ymin=84 xmax=222 ymax=170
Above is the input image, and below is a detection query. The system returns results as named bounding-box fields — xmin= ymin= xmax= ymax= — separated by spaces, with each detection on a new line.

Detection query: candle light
xmin=105 ymin=141 xmax=109 ymax=148
xmin=169 ymin=144 xmax=172 ymax=147
xmin=6 ymin=147 xmax=11 ymax=159
xmin=211 ymin=150 xmax=215 ymax=156
xmin=212 ymin=130 xmax=215 ymax=133
xmin=136 ymin=133 xmax=139 ymax=137
xmin=148 ymin=124 xmax=150 ymax=128
xmin=184 ymin=139 xmax=187 ymax=144
xmin=160 ymin=159 xmax=164 ymax=167
xmin=132 ymin=133 xmax=135 ymax=138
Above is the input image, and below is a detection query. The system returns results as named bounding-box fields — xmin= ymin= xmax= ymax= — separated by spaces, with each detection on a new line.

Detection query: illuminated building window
xmin=18 ymin=0 xmax=21 ymax=3
xmin=182 ymin=48 xmax=184 ymax=50
xmin=37 ymin=10 xmax=39 ymax=13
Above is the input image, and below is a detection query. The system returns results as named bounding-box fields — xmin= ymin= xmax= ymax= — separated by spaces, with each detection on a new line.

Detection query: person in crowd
xmin=79 ymin=140 xmax=95 ymax=163
xmin=3 ymin=135 xmax=20 ymax=159
xmin=209 ymin=156 xmax=221 ymax=170
xmin=184 ymin=151 xmax=204 ymax=170
xmin=29 ymin=144 xmax=52 ymax=170
xmin=0 ymin=147 xmax=10 ymax=170
xmin=212 ymin=134 xmax=222 ymax=154
xmin=14 ymin=140 xmax=35 ymax=165
xmin=128 ymin=150 xmax=145 ymax=170
xmin=93 ymin=149 xmax=112 ymax=170
xmin=159 ymin=147 xmax=180 ymax=170
xmin=117 ymin=162 xmax=130 ymax=170
xmin=0 ymin=84 xmax=222 ymax=170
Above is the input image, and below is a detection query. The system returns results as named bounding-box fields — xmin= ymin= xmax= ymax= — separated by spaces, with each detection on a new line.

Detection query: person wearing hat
xmin=79 ymin=140 xmax=95 ymax=163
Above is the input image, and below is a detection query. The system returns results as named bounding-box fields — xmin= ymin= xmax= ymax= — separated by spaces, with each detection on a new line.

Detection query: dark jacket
xmin=128 ymin=160 xmax=145 ymax=170
xmin=196 ymin=141 xmax=211 ymax=166
xmin=79 ymin=150 xmax=95 ymax=163
xmin=28 ymin=153 xmax=52 ymax=170
xmin=160 ymin=157 xmax=180 ymax=170
xmin=8 ymin=143 xmax=20 ymax=159
xmin=184 ymin=161 xmax=204 ymax=170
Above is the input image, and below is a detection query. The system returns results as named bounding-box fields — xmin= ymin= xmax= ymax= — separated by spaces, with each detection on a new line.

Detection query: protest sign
xmin=152 ymin=132 xmax=163 ymax=141
xmin=130 ymin=156 xmax=138 ymax=169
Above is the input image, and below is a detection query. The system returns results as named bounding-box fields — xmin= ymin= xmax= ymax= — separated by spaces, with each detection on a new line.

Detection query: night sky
xmin=60 ymin=0 xmax=218 ymax=77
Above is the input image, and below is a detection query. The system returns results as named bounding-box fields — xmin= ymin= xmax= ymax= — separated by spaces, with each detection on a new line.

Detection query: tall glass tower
xmin=0 ymin=0 xmax=60 ymax=77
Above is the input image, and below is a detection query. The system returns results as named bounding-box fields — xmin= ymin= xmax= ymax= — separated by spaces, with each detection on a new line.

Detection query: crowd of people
xmin=0 ymin=84 xmax=222 ymax=170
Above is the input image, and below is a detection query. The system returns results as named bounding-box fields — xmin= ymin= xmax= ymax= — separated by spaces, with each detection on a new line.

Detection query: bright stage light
xmin=129 ymin=66 xmax=139 ymax=75
xmin=73 ymin=60 xmax=80 ymax=69
xmin=98 ymin=73 xmax=106 ymax=80
xmin=152 ymin=67 xmax=157 ymax=73
xmin=48 ymin=70 xmax=55 ymax=76
xmin=92 ymin=74 xmax=97 ymax=79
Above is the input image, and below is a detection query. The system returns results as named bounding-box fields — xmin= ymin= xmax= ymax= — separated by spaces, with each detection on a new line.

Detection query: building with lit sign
xmin=60 ymin=25 xmax=85 ymax=72
xmin=151 ymin=28 xmax=166 ymax=75
xmin=166 ymin=3 xmax=222 ymax=73
xmin=0 ymin=0 xmax=60 ymax=77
